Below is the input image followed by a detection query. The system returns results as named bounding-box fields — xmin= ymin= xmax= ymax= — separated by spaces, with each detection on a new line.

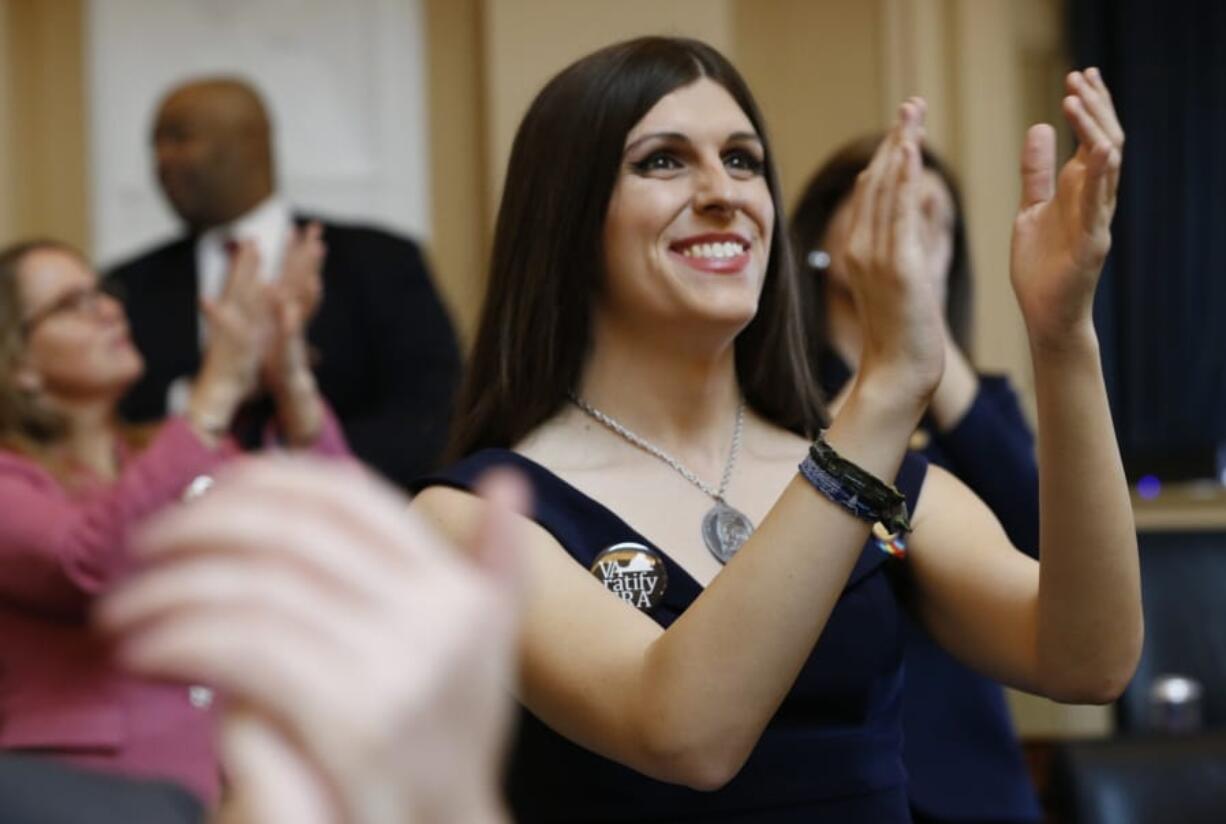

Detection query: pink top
xmin=0 ymin=413 xmax=350 ymax=804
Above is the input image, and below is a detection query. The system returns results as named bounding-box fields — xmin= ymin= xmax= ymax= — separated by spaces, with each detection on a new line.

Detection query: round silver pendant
xmin=701 ymin=502 xmax=755 ymax=565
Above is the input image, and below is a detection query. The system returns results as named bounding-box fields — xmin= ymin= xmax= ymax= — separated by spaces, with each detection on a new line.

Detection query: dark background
xmin=1073 ymin=0 xmax=1226 ymax=480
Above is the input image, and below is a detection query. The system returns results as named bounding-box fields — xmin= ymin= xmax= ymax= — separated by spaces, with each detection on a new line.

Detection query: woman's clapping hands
xmin=838 ymin=97 xmax=947 ymax=411
xmin=1010 ymin=68 xmax=1123 ymax=349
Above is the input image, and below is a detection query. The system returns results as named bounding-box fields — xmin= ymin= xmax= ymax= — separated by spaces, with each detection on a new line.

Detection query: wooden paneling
xmin=424 ymin=0 xmax=488 ymax=343
xmin=0 ymin=0 xmax=88 ymax=250
xmin=732 ymin=0 xmax=887 ymax=207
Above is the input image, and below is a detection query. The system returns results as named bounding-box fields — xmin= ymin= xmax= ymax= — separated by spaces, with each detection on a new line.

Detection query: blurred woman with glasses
xmin=0 ymin=236 xmax=347 ymax=807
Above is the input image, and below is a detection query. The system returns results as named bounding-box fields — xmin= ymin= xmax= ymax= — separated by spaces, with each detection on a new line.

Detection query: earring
xmin=807 ymin=250 xmax=831 ymax=271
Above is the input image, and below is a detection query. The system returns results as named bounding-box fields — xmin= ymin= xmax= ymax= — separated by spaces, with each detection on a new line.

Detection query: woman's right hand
xmin=187 ymin=242 xmax=271 ymax=443
xmin=838 ymin=98 xmax=946 ymax=415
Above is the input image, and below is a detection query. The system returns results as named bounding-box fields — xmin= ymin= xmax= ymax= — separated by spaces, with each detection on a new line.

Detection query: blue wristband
xmin=798 ymin=453 xmax=880 ymax=522
xmin=798 ymin=452 xmax=909 ymax=559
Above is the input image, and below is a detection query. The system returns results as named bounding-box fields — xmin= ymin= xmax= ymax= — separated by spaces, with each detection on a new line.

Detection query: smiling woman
xmin=600 ymin=78 xmax=775 ymax=335
xmin=410 ymin=36 xmax=1140 ymax=823
xmin=0 ymin=237 xmax=349 ymax=806
xmin=448 ymin=39 xmax=821 ymax=459
xmin=10 ymin=246 xmax=144 ymax=410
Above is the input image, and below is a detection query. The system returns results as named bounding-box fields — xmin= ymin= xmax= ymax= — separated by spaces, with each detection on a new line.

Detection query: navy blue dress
xmin=414 ymin=447 xmax=928 ymax=822
xmin=822 ymin=353 xmax=1043 ymax=824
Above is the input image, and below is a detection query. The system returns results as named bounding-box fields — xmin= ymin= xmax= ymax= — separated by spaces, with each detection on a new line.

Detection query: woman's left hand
xmin=262 ymin=225 xmax=326 ymax=444
xmin=279 ymin=222 xmax=325 ymax=324
xmin=1010 ymin=68 xmax=1123 ymax=348
xmin=261 ymin=287 xmax=324 ymax=445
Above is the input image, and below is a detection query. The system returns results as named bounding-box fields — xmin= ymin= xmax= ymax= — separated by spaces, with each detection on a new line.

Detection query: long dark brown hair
xmin=450 ymin=36 xmax=825 ymax=457
xmin=790 ymin=134 xmax=975 ymax=357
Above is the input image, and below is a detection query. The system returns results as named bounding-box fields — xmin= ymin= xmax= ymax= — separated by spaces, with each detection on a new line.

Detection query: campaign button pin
xmin=589 ymin=542 xmax=668 ymax=612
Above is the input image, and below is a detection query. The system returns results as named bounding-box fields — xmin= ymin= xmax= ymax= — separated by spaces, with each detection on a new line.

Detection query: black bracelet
xmin=798 ymin=434 xmax=912 ymax=536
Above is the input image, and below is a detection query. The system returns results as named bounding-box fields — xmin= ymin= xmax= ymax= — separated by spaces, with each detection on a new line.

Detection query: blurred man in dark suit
xmin=110 ymin=77 xmax=460 ymax=487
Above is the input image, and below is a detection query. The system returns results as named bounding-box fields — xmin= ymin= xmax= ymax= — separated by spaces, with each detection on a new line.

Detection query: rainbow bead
xmin=872 ymin=522 xmax=907 ymax=559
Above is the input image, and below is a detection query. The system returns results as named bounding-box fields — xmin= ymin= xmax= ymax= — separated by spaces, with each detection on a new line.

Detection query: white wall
xmin=87 ymin=0 xmax=431 ymax=264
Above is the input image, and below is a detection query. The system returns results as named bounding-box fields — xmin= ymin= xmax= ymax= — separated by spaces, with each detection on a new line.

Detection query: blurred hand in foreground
xmin=98 ymin=457 xmax=526 ymax=824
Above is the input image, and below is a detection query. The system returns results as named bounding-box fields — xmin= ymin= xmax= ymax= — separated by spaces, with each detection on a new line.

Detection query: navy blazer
xmin=109 ymin=217 xmax=461 ymax=488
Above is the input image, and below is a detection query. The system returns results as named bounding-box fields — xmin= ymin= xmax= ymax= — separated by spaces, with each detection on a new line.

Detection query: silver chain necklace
xmin=570 ymin=396 xmax=756 ymax=564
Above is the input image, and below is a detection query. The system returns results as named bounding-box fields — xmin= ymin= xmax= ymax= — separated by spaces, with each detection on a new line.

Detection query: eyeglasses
xmin=20 ymin=280 xmax=127 ymax=338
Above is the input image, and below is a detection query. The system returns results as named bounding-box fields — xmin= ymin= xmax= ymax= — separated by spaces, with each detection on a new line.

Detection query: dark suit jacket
xmin=109 ymin=217 xmax=461 ymax=488
xmin=0 ymin=755 xmax=203 ymax=824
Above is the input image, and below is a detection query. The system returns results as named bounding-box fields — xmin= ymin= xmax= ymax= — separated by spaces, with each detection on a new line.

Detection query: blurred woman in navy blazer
xmin=793 ymin=137 xmax=1042 ymax=824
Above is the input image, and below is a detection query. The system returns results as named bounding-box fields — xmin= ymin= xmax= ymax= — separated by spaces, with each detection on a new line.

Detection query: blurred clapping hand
xmin=262 ymin=224 xmax=327 ymax=445
xmin=97 ymin=457 xmax=525 ymax=824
